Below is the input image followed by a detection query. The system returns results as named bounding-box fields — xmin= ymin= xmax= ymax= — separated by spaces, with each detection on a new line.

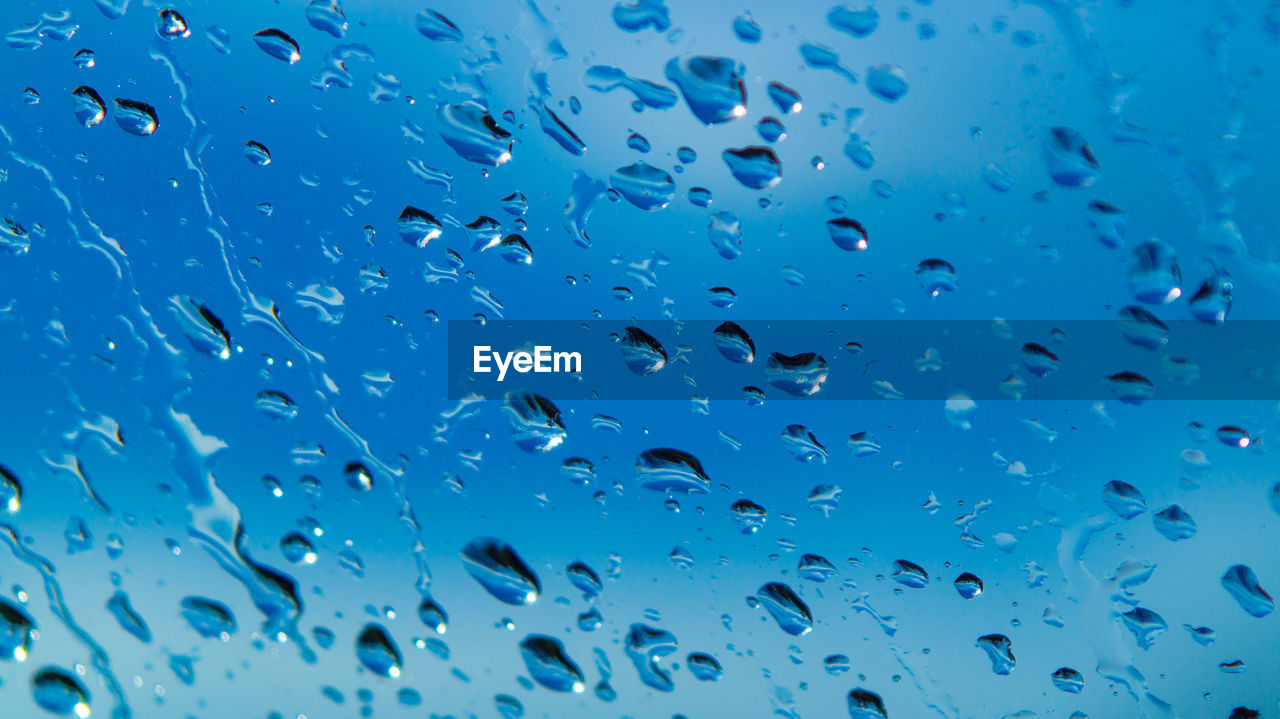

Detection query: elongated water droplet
xmin=356 ymin=623 xmax=402 ymax=677
xmin=519 ymin=635 xmax=584 ymax=692
xmin=461 ymin=538 xmax=541 ymax=605
xmin=757 ymin=582 xmax=813 ymax=636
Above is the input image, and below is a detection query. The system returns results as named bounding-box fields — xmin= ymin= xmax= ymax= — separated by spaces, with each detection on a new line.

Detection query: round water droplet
xmin=636 ymin=448 xmax=710 ymax=493
xmin=954 ymin=572 xmax=984 ymax=599
xmin=243 ymin=140 xmax=271 ymax=166
xmin=610 ymin=162 xmax=675 ymax=210
xmin=827 ymin=217 xmax=868 ymax=251
xmin=156 ymin=9 xmax=190 ymax=39
xmin=916 ymin=258 xmax=958 ymax=296
xmin=1051 ymin=667 xmax=1084 ymax=693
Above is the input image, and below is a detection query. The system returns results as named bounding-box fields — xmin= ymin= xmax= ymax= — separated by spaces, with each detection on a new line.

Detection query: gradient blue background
xmin=1 ymin=0 xmax=1278 ymax=717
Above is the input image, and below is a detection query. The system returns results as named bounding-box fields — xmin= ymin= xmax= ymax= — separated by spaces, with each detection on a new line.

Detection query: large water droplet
xmin=0 ymin=598 xmax=35 ymax=661
xmin=156 ymin=9 xmax=190 ymax=39
xmin=1102 ymin=480 xmax=1147 ymax=519
xmin=253 ymin=28 xmax=301 ymax=63
xmin=71 ymin=86 xmax=105 ymax=128
xmin=713 ymin=321 xmax=755 ymax=363
xmin=975 ymin=634 xmax=1015 ymax=674
xmin=1121 ymin=606 xmax=1167 ymax=648
xmin=438 ymin=102 xmax=512 ymax=166
xmin=1221 ymin=565 xmax=1274 ymax=618
xmin=355 ymin=623 xmax=402 ymax=677
xmin=687 ymin=652 xmax=722 ymax=681
xmin=757 ymin=582 xmax=813 ymax=636
xmin=891 ymin=559 xmax=929 ymax=588
xmin=1051 ymin=667 xmax=1084 ymax=693
xmin=1128 ymin=239 xmax=1181 ymax=304
xmin=954 ymin=572 xmax=984 ymax=599
xmin=664 ymin=56 xmax=747 ymax=125
xmin=708 ymin=211 xmax=743 ymax=259
xmin=866 ymin=64 xmax=908 ymax=102
xmin=415 ymin=9 xmax=462 ymax=41
xmin=722 ymin=146 xmax=782 ymax=189
xmin=766 ymin=352 xmax=829 ymax=396
xmin=625 ymin=623 xmax=678 ymax=691
xmin=847 ymin=688 xmax=888 ymax=719
xmin=610 ymin=162 xmax=675 ymax=210
xmin=636 ymin=448 xmax=710 ymax=493
xmin=503 ymin=392 xmax=566 ymax=453
xmin=180 ymin=596 xmax=236 ymax=639
xmin=620 ymin=326 xmax=668 ymax=374
xmin=31 ymin=667 xmax=90 ymax=717
xmin=461 ymin=538 xmax=541 ymax=605
xmin=827 ymin=217 xmax=868 ymax=251
xmin=1043 ymin=127 xmax=1100 ymax=187
xmin=519 ymin=635 xmax=585 ymax=692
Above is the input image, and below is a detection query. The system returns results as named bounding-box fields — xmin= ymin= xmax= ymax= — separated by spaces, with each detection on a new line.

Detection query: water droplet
xmin=620 ymin=326 xmax=668 ymax=374
xmin=1020 ymin=343 xmax=1059 ymax=377
xmin=722 ymin=146 xmax=782 ymax=189
xmin=584 ymin=66 xmax=679 ymax=109
xmin=355 ymin=623 xmax=402 ymax=677
xmin=846 ymin=688 xmax=888 ymax=719
xmin=757 ymin=116 xmax=787 ymax=142
xmin=243 ymin=140 xmax=271 ymax=166
xmin=828 ymin=5 xmax=879 ymax=37
xmin=800 ymin=43 xmax=857 ymax=82
xmin=438 ymin=102 xmax=512 ymax=166
xmin=253 ymin=28 xmax=301 ymax=64
xmin=31 ymin=667 xmax=90 ymax=717
xmin=1043 ymin=127 xmax=1100 ymax=187
xmin=255 ymin=390 xmax=297 ymax=420
xmin=113 ymin=98 xmax=158 ymax=136
xmin=0 ymin=598 xmax=35 ymax=661
xmin=664 ymin=56 xmax=747 ymax=125
xmin=417 ymin=596 xmax=448 ymax=634
xmin=1128 ymin=239 xmax=1181 ymax=304
xmin=106 ymin=590 xmax=151 ymax=642
xmin=306 ymin=0 xmax=347 ymax=38
xmin=344 ymin=461 xmax=373 ymax=492
xmin=713 ymin=321 xmax=754 ymax=363
xmin=866 ymin=64 xmax=908 ymax=102
xmin=1121 ymin=606 xmax=1167 ymax=648
xmin=280 ymin=531 xmax=317 ymax=564
xmin=1102 ymin=480 xmax=1147 ymax=519
xmin=983 ymin=162 xmax=1013 ymax=192
xmin=519 ymin=635 xmax=585 ymax=692
xmin=1221 ymin=565 xmax=1274 ymax=618
xmin=461 ymin=538 xmax=541 ymax=605
xmin=610 ymin=162 xmax=676 ymax=210
xmin=625 ymin=623 xmax=678 ymax=691
xmin=612 ymin=0 xmax=670 ymax=32
xmin=954 ymin=572 xmax=984 ymax=599
xmin=71 ymin=48 xmax=94 ymax=69
xmin=636 ymin=448 xmax=710 ymax=493
xmin=797 ymin=554 xmax=836 ymax=583
xmin=566 ymin=561 xmax=602 ymax=597
xmin=71 ymin=86 xmax=105 ymax=127
xmin=686 ymin=652 xmax=722 ymax=681
xmin=975 ymin=634 xmax=1015 ymax=674
xmin=156 ymin=9 xmax=190 ymax=39
xmin=1152 ymin=504 xmax=1196 ymax=541
xmin=180 ymin=596 xmax=236 ymax=639
xmin=782 ymin=425 xmax=827 ymax=463
xmin=766 ymin=352 xmax=829 ymax=396
xmin=891 ymin=559 xmax=929 ymax=588
xmin=827 ymin=217 xmax=868 ymax=251
xmin=1051 ymin=667 xmax=1084 ymax=693
xmin=757 ymin=582 xmax=813 ymax=636
xmin=732 ymin=12 xmax=761 ymax=42
xmin=707 ymin=211 xmax=743 ymax=259
xmin=170 ymin=296 xmax=231 ymax=359
xmin=1086 ymin=200 xmax=1126 ymax=248
xmin=1189 ymin=262 xmax=1233 ymax=323
xmin=0 ymin=465 xmax=22 ymax=513
xmin=916 ymin=259 xmax=958 ymax=296
xmin=415 ymin=9 xmax=462 ymax=41
xmin=503 ymin=392 xmax=566 ymax=453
